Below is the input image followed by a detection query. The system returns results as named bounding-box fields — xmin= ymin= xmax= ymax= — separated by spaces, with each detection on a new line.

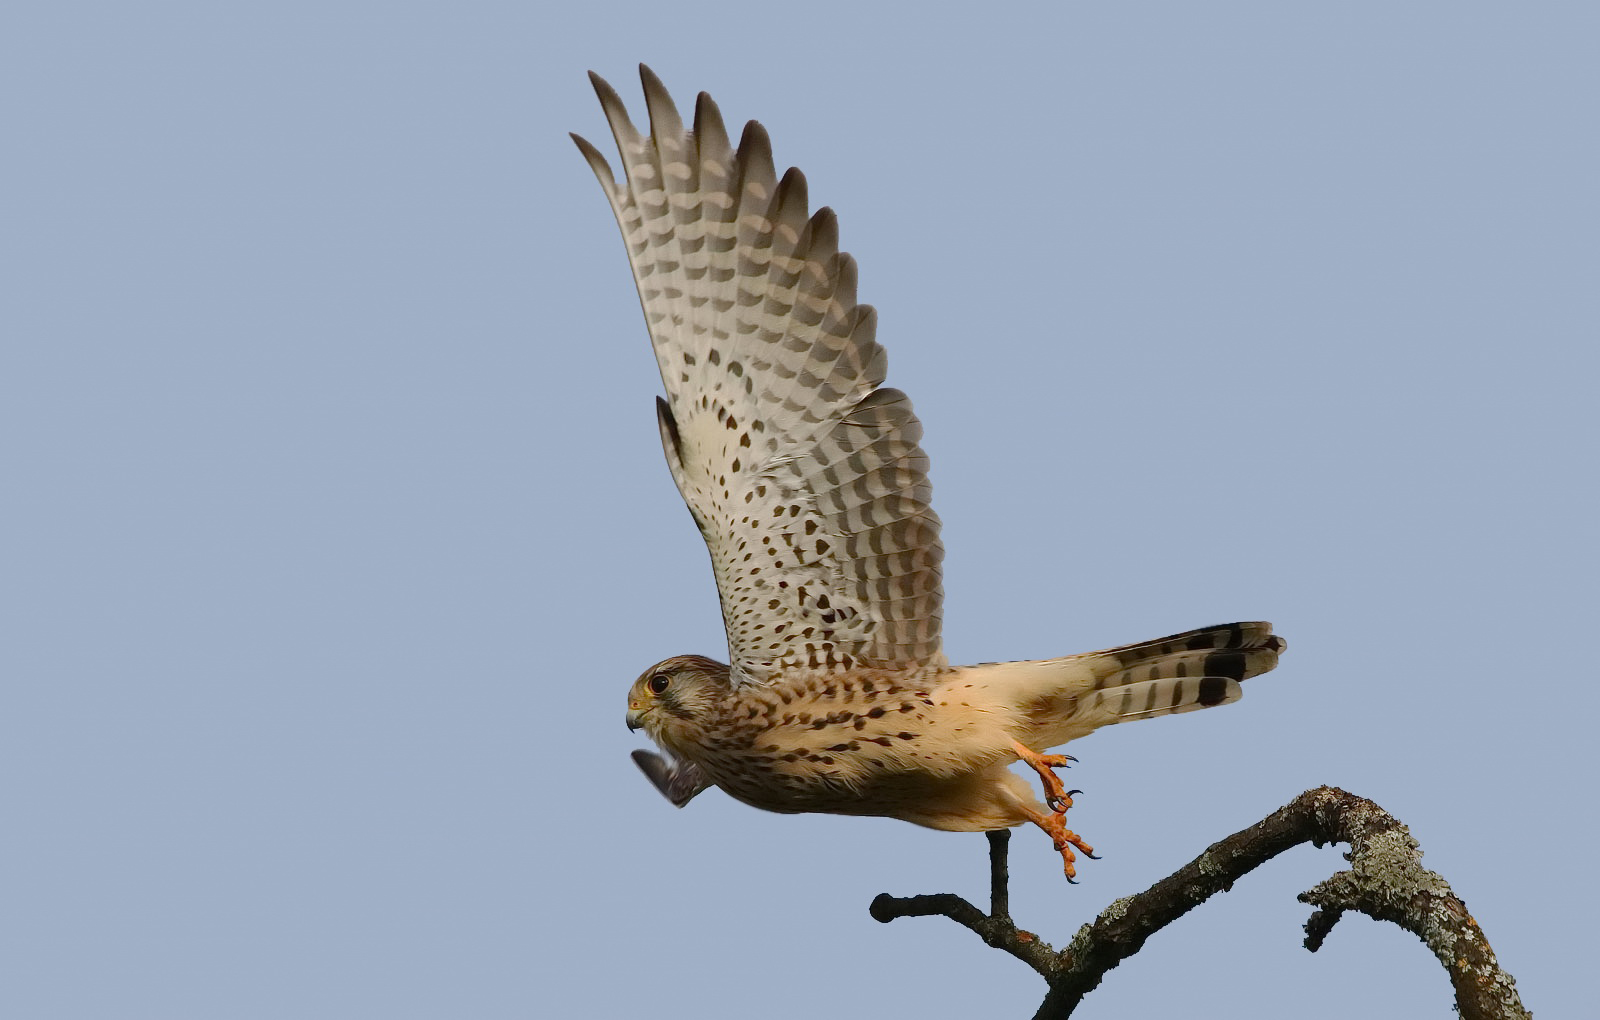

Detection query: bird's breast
xmin=682 ymin=672 xmax=965 ymax=814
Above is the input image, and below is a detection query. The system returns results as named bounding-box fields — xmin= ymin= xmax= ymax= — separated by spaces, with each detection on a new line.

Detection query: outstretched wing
xmin=574 ymin=66 xmax=944 ymax=684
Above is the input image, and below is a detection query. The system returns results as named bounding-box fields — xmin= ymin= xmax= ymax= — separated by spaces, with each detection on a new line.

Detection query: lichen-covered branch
xmin=1292 ymin=788 xmax=1527 ymax=1019
xmin=871 ymin=786 xmax=1530 ymax=1020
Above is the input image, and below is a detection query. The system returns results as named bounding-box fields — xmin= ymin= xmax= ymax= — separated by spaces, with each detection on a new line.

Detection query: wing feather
xmin=577 ymin=66 xmax=945 ymax=683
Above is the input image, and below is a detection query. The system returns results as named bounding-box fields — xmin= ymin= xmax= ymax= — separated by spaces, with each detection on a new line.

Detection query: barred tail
xmin=954 ymin=622 xmax=1286 ymax=751
xmin=1078 ymin=622 xmax=1285 ymax=725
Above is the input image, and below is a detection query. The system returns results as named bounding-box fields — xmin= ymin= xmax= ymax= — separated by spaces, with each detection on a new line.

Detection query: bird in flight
xmin=573 ymin=66 xmax=1284 ymax=879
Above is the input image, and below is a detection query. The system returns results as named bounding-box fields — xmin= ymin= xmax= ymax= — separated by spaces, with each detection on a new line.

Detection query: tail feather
xmin=1081 ymin=621 xmax=1284 ymax=728
xmin=1093 ymin=621 xmax=1283 ymax=665
xmin=1083 ymin=675 xmax=1242 ymax=723
xmin=1092 ymin=642 xmax=1283 ymax=690
xmin=973 ymin=622 xmax=1286 ymax=751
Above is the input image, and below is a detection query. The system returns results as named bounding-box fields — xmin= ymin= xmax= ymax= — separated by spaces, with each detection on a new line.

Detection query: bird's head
xmin=625 ymin=654 xmax=731 ymax=754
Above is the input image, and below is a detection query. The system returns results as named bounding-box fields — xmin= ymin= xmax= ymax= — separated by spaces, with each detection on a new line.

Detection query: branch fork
xmin=871 ymin=786 xmax=1529 ymax=1020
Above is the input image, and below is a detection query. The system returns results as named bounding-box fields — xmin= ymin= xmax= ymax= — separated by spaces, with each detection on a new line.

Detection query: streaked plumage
xmin=576 ymin=67 xmax=1284 ymax=877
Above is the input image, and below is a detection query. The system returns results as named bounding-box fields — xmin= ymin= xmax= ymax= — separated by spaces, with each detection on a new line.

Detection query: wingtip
xmin=733 ymin=118 xmax=776 ymax=195
xmin=692 ymin=89 xmax=732 ymax=163
xmin=739 ymin=117 xmax=772 ymax=151
xmin=639 ymin=63 xmax=684 ymax=143
xmin=570 ymin=131 xmax=616 ymax=191
xmin=587 ymin=68 xmax=631 ymax=124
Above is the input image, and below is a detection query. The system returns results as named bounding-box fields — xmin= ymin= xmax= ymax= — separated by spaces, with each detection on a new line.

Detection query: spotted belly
xmin=685 ymin=679 xmax=980 ymax=817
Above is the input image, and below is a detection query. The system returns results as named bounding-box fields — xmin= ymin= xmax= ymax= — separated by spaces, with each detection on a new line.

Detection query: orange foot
xmin=1012 ymin=740 xmax=1098 ymax=881
xmin=1012 ymin=740 xmax=1077 ymax=811
xmin=1023 ymin=806 xmax=1098 ymax=881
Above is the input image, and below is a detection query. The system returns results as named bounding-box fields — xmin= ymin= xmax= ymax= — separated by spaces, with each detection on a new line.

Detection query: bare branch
xmin=871 ymin=786 xmax=1530 ymax=1020
xmin=871 ymin=831 xmax=1062 ymax=979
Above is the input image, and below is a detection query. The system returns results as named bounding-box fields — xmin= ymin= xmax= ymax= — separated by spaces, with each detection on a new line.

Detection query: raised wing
xmin=574 ymin=67 xmax=945 ymax=684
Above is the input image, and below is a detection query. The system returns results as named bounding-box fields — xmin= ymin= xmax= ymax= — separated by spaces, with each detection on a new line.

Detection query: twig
xmin=870 ymin=830 xmax=1061 ymax=978
xmin=871 ymin=786 xmax=1529 ymax=1020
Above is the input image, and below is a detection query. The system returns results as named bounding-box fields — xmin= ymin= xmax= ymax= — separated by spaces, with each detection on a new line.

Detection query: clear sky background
xmin=7 ymin=2 xmax=1595 ymax=1017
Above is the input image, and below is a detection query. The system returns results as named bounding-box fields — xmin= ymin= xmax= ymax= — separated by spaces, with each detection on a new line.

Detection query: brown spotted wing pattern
xmin=574 ymin=68 xmax=945 ymax=684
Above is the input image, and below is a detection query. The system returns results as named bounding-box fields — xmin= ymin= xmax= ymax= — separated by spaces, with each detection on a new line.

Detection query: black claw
xmin=1065 ymin=789 xmax=1083 ymax=799
xmin=1084 ymin=850 xmax=1102 ymax=860
xmin=1066 ymin=874 xmax=1078 ymax=884
xmin=1063 ymin=755 xmax=1077 ymax=763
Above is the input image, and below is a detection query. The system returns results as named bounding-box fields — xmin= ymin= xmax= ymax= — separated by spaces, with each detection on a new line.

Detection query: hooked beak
xmin=625 ymin=707 xmax=643 ymax=732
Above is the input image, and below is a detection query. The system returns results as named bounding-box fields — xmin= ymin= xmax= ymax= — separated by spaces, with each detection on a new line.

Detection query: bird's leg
xmin=1011 ymin=740 xmax=1076 ymax=812
xmin=1012 ymin=740 xmax=1097 ymax=881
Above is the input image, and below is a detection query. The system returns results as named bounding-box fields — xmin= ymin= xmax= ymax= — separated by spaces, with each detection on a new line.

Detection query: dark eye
xmin=648 ymin=672 xmax=670 ymax=695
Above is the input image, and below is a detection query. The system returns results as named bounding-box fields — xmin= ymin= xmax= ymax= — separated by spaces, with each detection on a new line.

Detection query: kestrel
xmin=574 ymin=67 xmax=1284 ymax=879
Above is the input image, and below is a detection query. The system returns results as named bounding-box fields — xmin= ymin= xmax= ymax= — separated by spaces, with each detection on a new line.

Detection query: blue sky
xmin=7 ymin=2 xmax=1594 ymax=1017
